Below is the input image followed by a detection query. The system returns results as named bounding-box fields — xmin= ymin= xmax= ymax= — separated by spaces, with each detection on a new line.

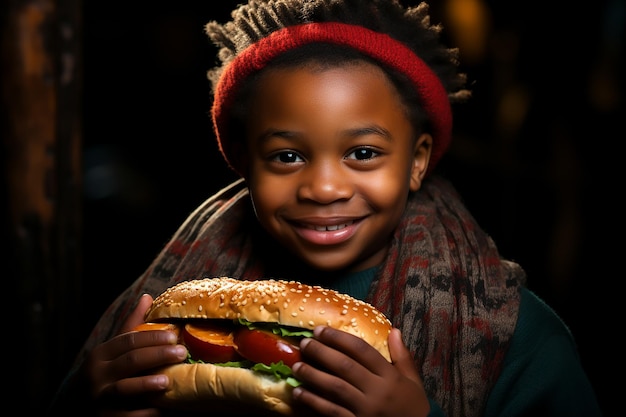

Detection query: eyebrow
xmin=345 ymin=125 xmax=393 ymax=142
xmin=256 ymin=125 xmax=393 ymax=143
xmin=255 ymin=129 xmax=297 ymax=143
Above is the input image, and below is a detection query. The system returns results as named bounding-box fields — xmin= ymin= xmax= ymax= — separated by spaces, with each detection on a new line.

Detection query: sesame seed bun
xmin=140 ymin=277 xmax=393 ymax=415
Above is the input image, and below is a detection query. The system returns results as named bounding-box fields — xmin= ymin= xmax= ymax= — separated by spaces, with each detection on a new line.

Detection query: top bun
xmin=145 ymin=277 xmax=393 ymax=361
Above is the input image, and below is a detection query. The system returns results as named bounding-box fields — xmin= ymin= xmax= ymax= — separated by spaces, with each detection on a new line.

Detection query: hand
xmin=291 ymin=327 xmax=430 ymax=417
xmin=81 ymin=294 xmax=188 ymax=417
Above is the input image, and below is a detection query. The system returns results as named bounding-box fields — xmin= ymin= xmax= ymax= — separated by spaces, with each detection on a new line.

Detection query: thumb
xmin=389 ymin=328 xmax=422 ymax=383
xmin=119 ymin=293 xmax=154 ymax=334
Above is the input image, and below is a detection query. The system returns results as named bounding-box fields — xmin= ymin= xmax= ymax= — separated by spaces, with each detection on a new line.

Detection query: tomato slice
xmin=133 ymin=322 xmax=181 ymax=338
xmin=233 ymin=328 xmax=301 ymax=367
xmin=182 ymin=322 xmax=242 ymax=363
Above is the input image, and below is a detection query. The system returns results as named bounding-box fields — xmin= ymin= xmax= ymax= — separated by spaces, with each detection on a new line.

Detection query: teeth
xmin=312 ymin=220 xmax=354 ymax=231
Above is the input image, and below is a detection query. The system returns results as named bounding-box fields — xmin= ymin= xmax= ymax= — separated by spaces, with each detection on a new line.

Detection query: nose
xmin=297 ymin=160 xmax=353 ymax=204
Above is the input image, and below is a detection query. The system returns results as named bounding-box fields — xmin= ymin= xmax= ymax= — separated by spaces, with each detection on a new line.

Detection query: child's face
xmin=244 ymin=62 xmax=431 ymax=272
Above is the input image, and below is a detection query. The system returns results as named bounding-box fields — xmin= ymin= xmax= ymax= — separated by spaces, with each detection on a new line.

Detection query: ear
xmin=409 ymin=133 xmax=432 ymax=192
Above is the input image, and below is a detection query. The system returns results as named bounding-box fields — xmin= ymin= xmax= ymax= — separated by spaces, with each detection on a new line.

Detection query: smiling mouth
xmin=305 ymin=220 xmax=355 ymax=231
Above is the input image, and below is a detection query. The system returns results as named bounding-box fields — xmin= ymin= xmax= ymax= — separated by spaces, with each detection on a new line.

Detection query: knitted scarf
xmin=71 ymin=175 xmax=525 ymax=417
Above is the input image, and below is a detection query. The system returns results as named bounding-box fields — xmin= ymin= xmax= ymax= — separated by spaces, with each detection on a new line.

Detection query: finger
xmin=101 ymin=373 xmax=169 ymax=398
xmin=312 ymin=326 xmax=390 ymax=375
xmin=98 ymin=328 xmax=180 ymax=361
xmin=296 ymin=338 xmax=365 ymax=405
xmin=388 ymin=328 xmax=422 ymax=383
xmin=97 ymin=374 xmax=167 ymax=417
xmin=107 ymin=343 xmax=187 ymax=380
xmin=292 ymin=383 xmax=354 ymax=417
xmin=120 ymin=294 xmax=155 ymax=334
xmin=98 ymin=408 xmax=162 ymax=417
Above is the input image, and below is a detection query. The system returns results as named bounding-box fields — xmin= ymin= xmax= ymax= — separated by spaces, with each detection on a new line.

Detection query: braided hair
xmin=206 ymin=0 xmax=469 ymax=101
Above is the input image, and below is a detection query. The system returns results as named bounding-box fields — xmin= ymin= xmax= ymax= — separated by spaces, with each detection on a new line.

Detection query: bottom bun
xmin=153 ymin=363 xmax=295 ymax=416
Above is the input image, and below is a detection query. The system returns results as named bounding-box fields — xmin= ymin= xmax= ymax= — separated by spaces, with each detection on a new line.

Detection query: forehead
xmin=251 ymin=61 xmax=404 ymax=110
xmin=249 ymin=62 xmax=406 ymax=123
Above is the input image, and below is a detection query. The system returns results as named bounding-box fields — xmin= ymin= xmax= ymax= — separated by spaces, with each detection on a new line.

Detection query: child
xmin=48 ymin=1 xmax=602 ymax=416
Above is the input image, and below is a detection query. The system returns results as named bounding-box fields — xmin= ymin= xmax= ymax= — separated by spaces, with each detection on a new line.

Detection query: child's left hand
xmin=292 ymin=327 xmax=430 ymax=417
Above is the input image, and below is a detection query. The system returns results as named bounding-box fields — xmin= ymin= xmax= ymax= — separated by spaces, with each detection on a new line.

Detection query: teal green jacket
xmin=332 ymin=271 xmax=603 ymax=417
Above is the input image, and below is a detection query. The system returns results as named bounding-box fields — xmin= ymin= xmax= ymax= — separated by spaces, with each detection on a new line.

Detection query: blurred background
xmin=1 ymin=0 xmax=623 ymax=414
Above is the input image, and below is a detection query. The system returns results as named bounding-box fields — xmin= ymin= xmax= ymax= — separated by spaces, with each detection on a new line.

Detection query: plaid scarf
xmin=72 ymin=175 xmax=524 ymax=417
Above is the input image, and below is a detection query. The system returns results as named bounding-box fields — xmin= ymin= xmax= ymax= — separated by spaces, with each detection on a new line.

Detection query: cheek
xmin=248 ymin=176 xmax=288 ymax=219
xmin=360 ymin=162 xmax=412 ymax=207
xmin=367 ymin=178 xmax=409 ymax=214
xmin=366 ymin=182 xmax=411 ymax=237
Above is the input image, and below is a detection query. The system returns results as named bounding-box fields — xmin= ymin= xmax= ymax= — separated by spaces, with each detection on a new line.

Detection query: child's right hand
xmin=81 ymin=294 xmax=188 ymax=417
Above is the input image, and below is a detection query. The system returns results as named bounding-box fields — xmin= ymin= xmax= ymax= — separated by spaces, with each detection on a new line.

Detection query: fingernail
xmin=165 ymin=332 xmax=178 ymax=344
xmin=300 ymin=338 xmax=311 ymax=349
xmin=155 ymin=374 xmax=169 ymax=389
xmin=174 ymin=345 xmax=187 ymax=359
xmin=313 ymin=325 xmax=324 ymax=337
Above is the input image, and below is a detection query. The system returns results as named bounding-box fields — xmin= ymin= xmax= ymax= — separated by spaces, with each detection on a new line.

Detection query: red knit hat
xmin=211 ymin=22 xmax=452 ymax=177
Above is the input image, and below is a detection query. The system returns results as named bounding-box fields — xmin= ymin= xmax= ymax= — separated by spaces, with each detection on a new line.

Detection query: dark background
xmin=2 ymin=0 xmax=623 ymax=415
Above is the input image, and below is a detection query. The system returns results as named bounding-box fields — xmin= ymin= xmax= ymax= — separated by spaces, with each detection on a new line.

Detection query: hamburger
xmin=134 ymin=277 xmax=393 ymax=416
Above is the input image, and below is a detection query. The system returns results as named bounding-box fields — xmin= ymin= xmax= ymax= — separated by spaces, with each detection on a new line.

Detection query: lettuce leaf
xmin=236 ymin=318 xmax=314 ymax=338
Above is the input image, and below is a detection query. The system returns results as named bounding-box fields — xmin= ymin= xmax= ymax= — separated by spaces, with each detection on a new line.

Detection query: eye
xmin=346 ymin=147 xmax=379 ymax=161
xmin=271 ymin=151 xmax=304 ymax=164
